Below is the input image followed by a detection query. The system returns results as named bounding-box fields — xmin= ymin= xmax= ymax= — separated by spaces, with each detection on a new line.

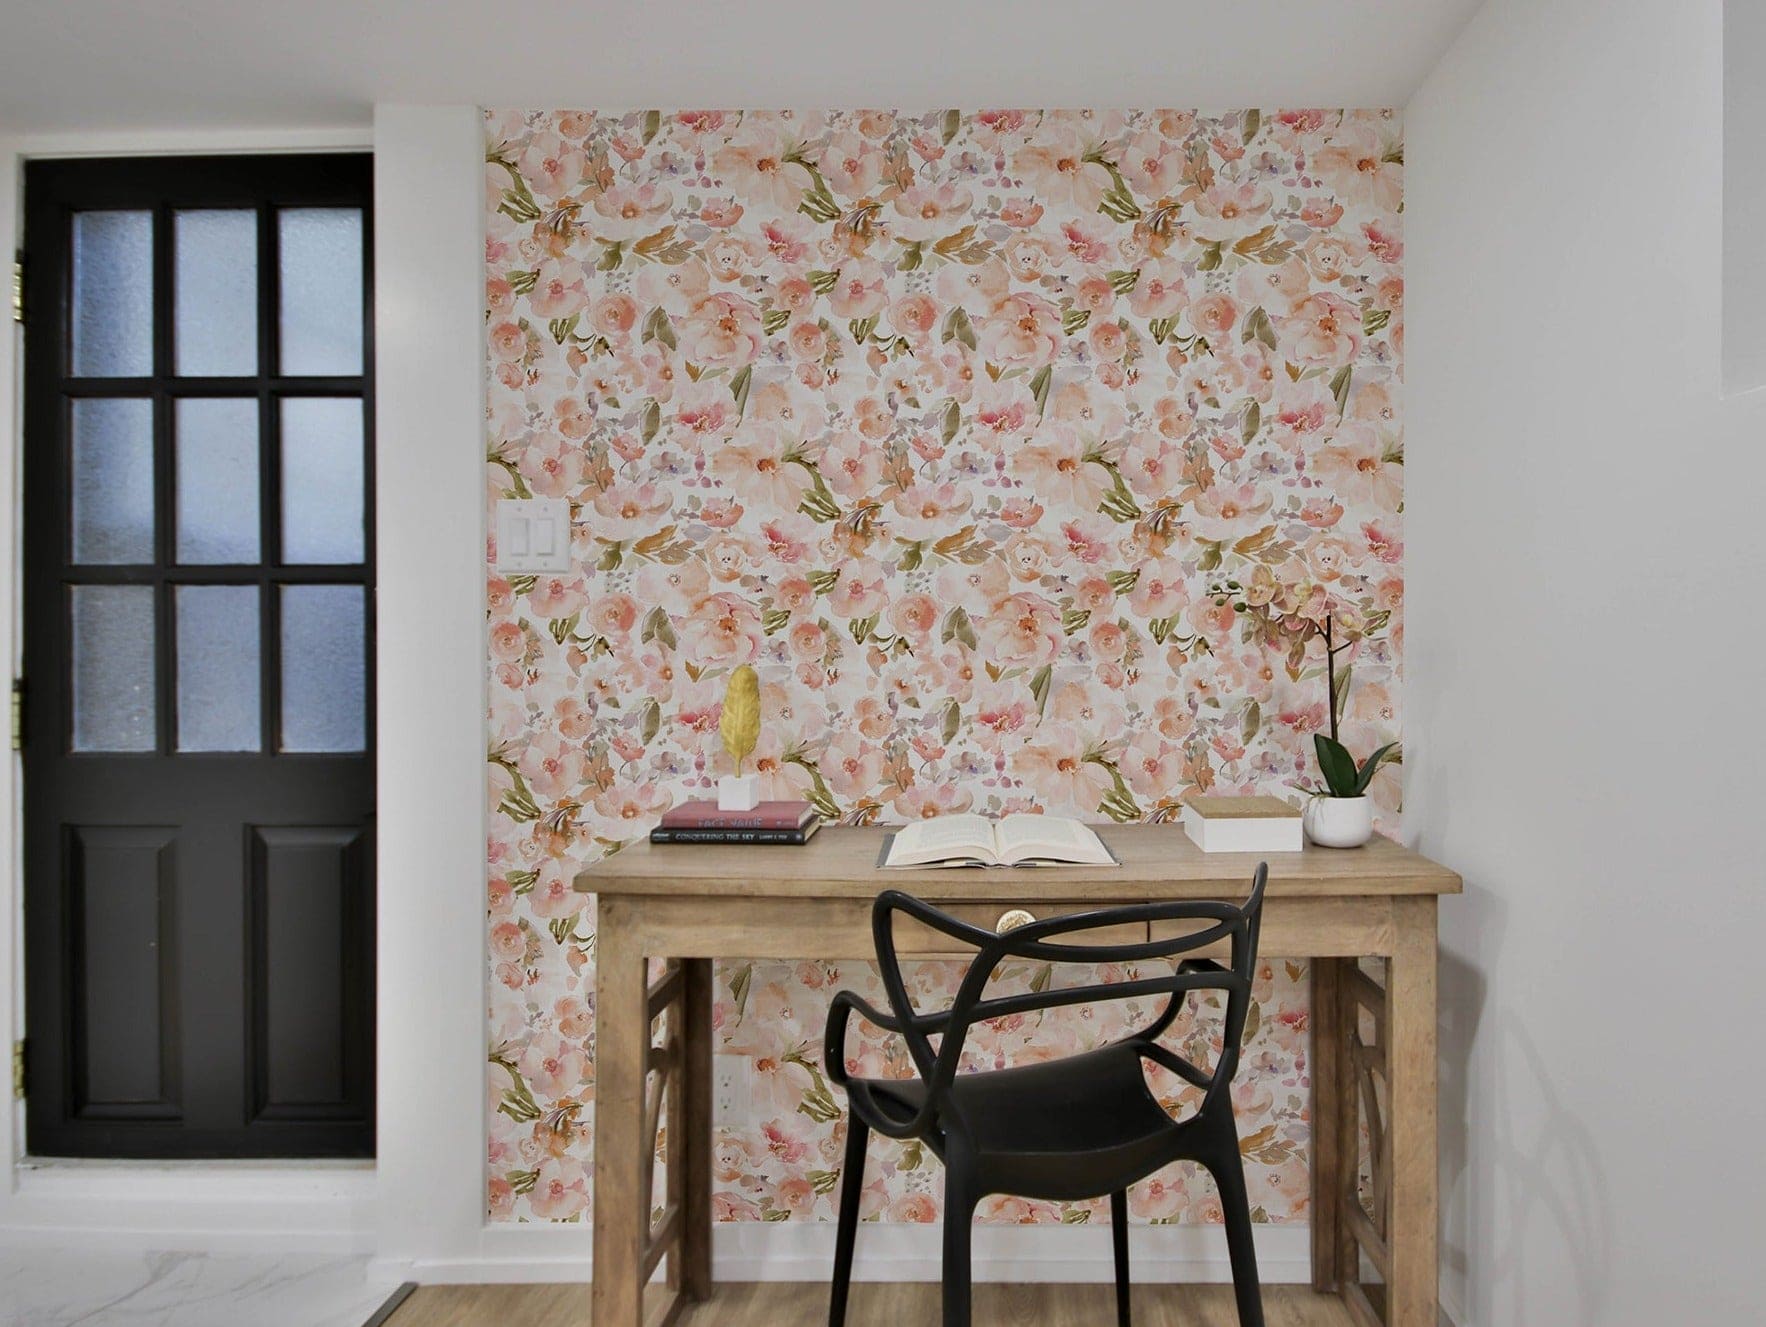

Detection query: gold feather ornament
xmin=719 ymin=665 xmax=760 ymax=776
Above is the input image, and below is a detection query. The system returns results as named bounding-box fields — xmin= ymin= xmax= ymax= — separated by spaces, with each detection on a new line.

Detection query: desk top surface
xmin=575 ymin=824 xmax=1461 ymax=901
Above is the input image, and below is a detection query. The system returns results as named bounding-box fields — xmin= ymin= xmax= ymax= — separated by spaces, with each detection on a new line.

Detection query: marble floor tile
xmin=0 ymin=1249 xmax=402 ymax=1327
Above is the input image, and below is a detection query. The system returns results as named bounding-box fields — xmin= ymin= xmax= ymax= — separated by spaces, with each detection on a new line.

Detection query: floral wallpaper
xmin=483 ymin=108 xmax=1403 ymax=1229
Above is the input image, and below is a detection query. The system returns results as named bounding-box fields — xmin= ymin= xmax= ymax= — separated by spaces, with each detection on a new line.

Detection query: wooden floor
xmin=385 ymin=1281 xmax=1353 ymax=1326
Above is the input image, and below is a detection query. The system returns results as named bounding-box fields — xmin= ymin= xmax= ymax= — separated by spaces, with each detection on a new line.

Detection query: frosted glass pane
xmin=280 ymin=585 xmax=365 ymax=752
xmin=71 ymin=398 xmax=154 ymax=564
xmin=71 ymin=211 xmax=153 ymax=377
xmin=176 ymin=398 xmax=260 ymax=563
xmin=71 ymin=585 xmax=156 ymax=751
xmin=280 ymin=398 xmax=363 ymax=563
xmin=176 ymin=586 xmax=261 ymax=751
xmin=278 ymin=209 xmax=363 ymax=375
xmin=175 ymin=210 xmax=258 ymax=376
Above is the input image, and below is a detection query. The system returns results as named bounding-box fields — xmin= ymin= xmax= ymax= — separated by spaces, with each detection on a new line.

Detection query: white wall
xmin=370 ymin=104 xmax=490 ymax=1275
xmin=1406 ymin=1 xmax=1766 ymax=1323
xmin=1723 ymin=0 xmax=1766 ymax=394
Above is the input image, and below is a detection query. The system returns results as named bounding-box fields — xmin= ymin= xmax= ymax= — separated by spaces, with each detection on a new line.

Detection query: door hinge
xmin=11 ymin=1041 xmax=22 ymax=1101
xmin=9 ymin=253 xmax=21 ymax=325
xmin=10 ymin=679 xmax=22 ymax=752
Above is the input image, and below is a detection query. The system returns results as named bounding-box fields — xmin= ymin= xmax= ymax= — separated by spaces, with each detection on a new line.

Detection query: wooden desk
xmin=575 ymin=825 xmax=1461 ymax=1327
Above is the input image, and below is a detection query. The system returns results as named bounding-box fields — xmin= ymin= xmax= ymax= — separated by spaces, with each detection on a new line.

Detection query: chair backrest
xmin=870 ymin=864 xmax=1267 ymax=1127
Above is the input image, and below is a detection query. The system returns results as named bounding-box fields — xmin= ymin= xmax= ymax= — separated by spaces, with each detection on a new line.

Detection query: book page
xmin=884 ymin=814 xmax=1001 ymax=866
xmin=994 ymin=814 xmax=1114 ymax=866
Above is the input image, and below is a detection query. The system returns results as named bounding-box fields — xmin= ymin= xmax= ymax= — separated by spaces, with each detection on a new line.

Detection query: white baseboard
xmin=0 ymin=1161 xmax=377 ymax=1254
xmin=375 ymin=1219 xmax=1311 ymax=1287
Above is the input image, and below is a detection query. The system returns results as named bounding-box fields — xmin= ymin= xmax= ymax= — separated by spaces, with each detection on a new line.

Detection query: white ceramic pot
xmin=1303 ymin=795 xmax=1374 ymax=848
xmin=717 ymin=773 xmax=761 ymax=812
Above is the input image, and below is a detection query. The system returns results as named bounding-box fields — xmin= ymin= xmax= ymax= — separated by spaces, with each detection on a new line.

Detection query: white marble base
xmin=0 ymin=1249 xmax=403 ymax=1327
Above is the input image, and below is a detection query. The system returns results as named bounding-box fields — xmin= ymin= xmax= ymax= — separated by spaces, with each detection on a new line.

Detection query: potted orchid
xmin=1304 ymin=615 xmax=1397 ymax=848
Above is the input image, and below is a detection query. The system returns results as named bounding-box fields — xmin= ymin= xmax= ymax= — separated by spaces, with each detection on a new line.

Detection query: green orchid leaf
xmin=1314 ymin=734 xmax=1359 ymax=797
xmin=1352 ymin=743 xmax=1399 ymax=796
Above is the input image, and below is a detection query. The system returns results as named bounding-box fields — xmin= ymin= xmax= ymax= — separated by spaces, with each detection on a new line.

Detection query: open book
xmin=879 ymin=814 xmax=1118 ymax=869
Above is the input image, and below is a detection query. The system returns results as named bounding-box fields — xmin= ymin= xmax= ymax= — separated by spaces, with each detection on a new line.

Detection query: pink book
xmin=658 ymin=800 xmax=815 ymax=830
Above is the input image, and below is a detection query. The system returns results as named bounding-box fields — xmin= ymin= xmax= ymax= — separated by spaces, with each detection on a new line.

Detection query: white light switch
xmin=495 ymin=497 xmax=572 ymax=573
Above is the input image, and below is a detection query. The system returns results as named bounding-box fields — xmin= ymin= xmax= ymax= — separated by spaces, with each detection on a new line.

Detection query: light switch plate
xmin=495 ymin=497 xmax=572 ymax=573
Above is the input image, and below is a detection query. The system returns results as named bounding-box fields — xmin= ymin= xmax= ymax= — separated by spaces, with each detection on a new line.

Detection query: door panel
xmin=247 ymin=824 xmax=371 ymax=1122
xmin=23 ymin=155 xmax=375 ymax=1158
xmin=67 ymin=825 xmax=179 ymax=1117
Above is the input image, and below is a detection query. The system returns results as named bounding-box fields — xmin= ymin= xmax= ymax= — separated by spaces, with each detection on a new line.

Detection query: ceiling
xmin=0 ymin=0 xmax=1484 ymax=136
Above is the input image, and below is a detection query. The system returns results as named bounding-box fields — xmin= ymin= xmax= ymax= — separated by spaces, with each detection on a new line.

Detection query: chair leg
xmin=941 ymin=1165 xmax=977 ymax=1327
xmin=1110 ymin=1189 xmax=1132 ymax=1327
xmin=1206 ymin=1147 xmax=1266 ymax=1327
xmin=828 ymin=1118 xmax=869 ymax=1327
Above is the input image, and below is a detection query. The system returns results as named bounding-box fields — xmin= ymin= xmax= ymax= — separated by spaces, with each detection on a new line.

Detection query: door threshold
xmin=4 ymin=1159 xmax=378 ymax=1254
xmin=20 ymin=1155 xmax=375 ymax=1172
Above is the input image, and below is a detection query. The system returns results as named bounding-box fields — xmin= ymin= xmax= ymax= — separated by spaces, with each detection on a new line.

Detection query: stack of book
xmin=649 ymin=800 xmax=821 ymax=845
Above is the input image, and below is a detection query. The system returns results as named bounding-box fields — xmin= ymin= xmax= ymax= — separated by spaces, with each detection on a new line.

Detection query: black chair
xmin=823 ymin=865 xmax=1269 ymax=1327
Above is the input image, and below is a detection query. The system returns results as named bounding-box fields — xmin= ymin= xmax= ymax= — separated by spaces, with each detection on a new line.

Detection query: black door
xmin=21 ymin=155 xmax=375 ymax=1158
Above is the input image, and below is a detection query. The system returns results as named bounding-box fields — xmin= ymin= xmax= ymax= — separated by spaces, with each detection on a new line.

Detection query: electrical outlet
xmin=713 ymin=1055 xmax=750 ymax=1118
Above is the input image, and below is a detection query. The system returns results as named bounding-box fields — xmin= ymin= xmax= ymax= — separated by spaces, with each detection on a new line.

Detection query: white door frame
xmin=0 ymin=123 xmax=398 ymax=1254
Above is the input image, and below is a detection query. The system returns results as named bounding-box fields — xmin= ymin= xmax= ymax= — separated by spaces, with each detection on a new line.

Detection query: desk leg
xmin=592 ymin=901 xmax=647 ymax=1327
xmin=1309 ymin=959 xmax=1352 ymax=1292
xmin=1385 ymin=898 xmax=1439 ymax=1326
xmin=679 ymin=958 xmax=714 ymax=1300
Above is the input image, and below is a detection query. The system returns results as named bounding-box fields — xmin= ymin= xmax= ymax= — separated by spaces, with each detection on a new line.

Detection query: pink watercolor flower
xmin=892 ymin=782 xmax=976 ymax=820
xmin=1013 ymin=428 xmax=1107 ymax=509
xmin=818 ymin=131 xmax=883 ymax=196
xmin=529 ymin=260 xmax=588 ymax=320
xmin=711 ymin=435 xmax=810 ymax=510
xmin=1311 ymin=427 xmax=1402 ymax=511
xmin=891 ymin=182 xmax=974 ymax=242
xmin=519 ymin=732 xmax=586 ymax=800
xmin=1018 ymin=722 xmax=1112 ymax=813
xmin=1089 ymin=318 xmax=1129 ymax=362
xmin=1014 ymin=129 xmax=1112 ymax=210
xmin=890 ymin=293 xmax=940 ymax=343
xmin=1120 ymin=130 xmax=1180 ymax=197
xmin=527 ymin=575 xmax=586 ymax=620
xmin=1313 ymin=119 xmax=1403 ymax=214
xmin=787 ymin=319 xmax=828 ymax=362
xmin=1279 ymin=292 xmax=1363 ymax=368
xmin=1127 ymin=557 xmax=1188 ymax=619
xmin=521 ymin=1034 xmax=587 ymax=1100
xmin=756 ymin=215 xmax=812 ymax=267
xmin=821 ymin=435 xmax=883 ymax=497
xmin=528 ymin=1157 xmax=589 ymax=1221
xmin=1194 ymin=180 xmax=1274 ymax=239
xmin=823 ymin=729 xmax=885 ymax=798
xmin=890 ymin=480 xmax=973 ymax=541
xmin=590 ymin=480 xmax=671 ymax=540
xmin=827 ymin=259 xmax=888 ymax=319
xmin=634 ymin=259 xmax=710 ymax=316
xmin=1190 ymin=481 xmax=1272 ymax=541
xmin=713 ymin=135 xmax=811 ymax=210
xmin=1127 ymin=259 xmax=1188 ymax=320
xmin=1189 ymin=292 xmax=1240 ymax=340
xmin=680 ymin=293 xmax=764 ymax=369
xmin=828 ymin=561 xmax=888 ymax=619
xmin=699 ymin=198 xmax=744 ymax=228
xmin=979 ymin=592 xmax=1062 ymax=667
xmin=517 ymin=133 xmax=585 ymax=199
xmin=680 ymin=593 xmax=762 ymax=664
xmin=979 ymin=291 xmax=1062 ymax=368
xmin=590 ymin=182 xmax=673 ymax=240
